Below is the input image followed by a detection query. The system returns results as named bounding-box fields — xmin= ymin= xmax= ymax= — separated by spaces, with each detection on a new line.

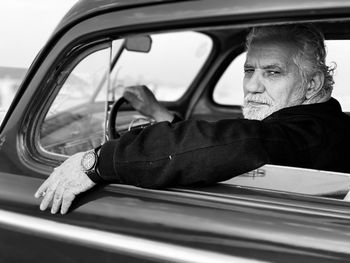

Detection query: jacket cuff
xmin=171 ymin=114 xmax=183 ymax=123
xmin=97 ymin=141 xmax=121 ymax=183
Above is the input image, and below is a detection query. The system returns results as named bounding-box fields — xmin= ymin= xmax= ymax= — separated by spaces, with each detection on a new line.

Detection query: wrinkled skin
xmin=35 ymin=151 xmax=96 ymax=214
xmin=123 ymin=85 xmax=174 ymax=122
xmin=344 ymin=191 xmax=350 ymax=201
xmin=242 ymin=40 xmax=305 ymax=120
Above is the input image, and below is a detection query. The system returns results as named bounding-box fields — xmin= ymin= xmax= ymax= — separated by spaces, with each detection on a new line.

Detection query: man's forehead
xmin=245 ymin=40 xmax=297 ymax=68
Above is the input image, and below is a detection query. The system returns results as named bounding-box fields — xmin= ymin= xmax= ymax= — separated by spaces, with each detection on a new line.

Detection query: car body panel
xmin=1 ymin=169 xmax=350 ymax=261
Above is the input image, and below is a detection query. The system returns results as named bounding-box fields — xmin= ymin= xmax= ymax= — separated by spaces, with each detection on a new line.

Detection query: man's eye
xmin=267 ymin=70 xmax=280 ymax=76
xmin=244 ymin=69 xmax=254 ymax=74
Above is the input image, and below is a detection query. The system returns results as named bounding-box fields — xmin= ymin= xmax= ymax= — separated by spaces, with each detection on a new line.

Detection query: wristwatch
xmin=81 ymin=146 xmax=103 ymax=183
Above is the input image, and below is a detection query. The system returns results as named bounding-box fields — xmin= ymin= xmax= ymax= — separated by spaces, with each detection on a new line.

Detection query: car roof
xmin=53 ymin=0 xmax=178 ymax=35
xmin=54 ymin=0 xmax=350 ymax=37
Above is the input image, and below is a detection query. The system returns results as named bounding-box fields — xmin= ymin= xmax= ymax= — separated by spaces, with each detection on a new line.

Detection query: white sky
xmin=0 ymin=0 xmax=78 ymax=68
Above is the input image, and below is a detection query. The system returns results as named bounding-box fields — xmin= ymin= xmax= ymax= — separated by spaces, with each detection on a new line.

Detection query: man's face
xmin=243 ymin=40 xmax=306 ymax=120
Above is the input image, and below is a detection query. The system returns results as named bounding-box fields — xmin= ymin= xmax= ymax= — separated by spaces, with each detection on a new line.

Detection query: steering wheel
xmin=107 ymin=97 xmax=154 ymax=139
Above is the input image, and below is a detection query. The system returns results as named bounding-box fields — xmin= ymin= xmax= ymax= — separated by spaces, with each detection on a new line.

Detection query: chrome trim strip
xmin=0 ymin=209 xmax=265 ymax=263
xmin=111 ymin=185 xmax=350 ymax=219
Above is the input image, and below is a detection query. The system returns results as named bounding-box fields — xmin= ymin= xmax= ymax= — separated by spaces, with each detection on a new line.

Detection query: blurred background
xmin=0 ymin=0 xmax=78 ymax=117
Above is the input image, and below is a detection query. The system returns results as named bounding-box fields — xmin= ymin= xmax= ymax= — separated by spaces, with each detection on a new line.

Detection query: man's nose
xmin=244 ymin=71 xmax=265 ymax=93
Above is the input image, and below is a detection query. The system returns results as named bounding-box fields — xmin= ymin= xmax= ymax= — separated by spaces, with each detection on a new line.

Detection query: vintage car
xmin=1 ymin=0 xmax=350 ymax=262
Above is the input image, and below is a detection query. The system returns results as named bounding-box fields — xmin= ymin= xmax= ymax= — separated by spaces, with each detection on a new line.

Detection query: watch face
xmin=81 ymin=151 xmax=96 ymax=171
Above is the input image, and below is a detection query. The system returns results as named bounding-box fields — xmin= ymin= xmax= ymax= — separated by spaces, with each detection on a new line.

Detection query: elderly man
xmin=35 ymin=24 xmax=350 ymax=214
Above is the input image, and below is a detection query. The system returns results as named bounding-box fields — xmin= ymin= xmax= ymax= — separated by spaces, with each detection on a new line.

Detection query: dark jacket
xmin=97 ymin=98 xmax=350 ymax=188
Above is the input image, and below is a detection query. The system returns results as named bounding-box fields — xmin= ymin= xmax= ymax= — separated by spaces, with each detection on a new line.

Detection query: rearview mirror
xmin=125 ymin=36 xmax=152 ymax=53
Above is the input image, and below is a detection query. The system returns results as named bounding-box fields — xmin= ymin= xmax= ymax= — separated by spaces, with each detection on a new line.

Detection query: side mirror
xmin=125 ymin=36 xmax=152 ymax=53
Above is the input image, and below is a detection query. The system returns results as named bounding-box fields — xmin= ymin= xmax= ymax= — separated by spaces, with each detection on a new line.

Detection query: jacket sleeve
xmin=97 ymin=116 xmax=322 ymax=188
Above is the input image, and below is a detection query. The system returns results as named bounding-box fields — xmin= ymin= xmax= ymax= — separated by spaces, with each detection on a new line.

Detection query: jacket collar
xmin=263 ymin=97 xmax=342 ymax=121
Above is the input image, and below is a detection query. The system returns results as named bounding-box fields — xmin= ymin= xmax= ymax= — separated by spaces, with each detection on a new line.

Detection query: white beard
xmin=243 ymin=104 xmax=278 ymax=120
xmin=242 ymin=94 xmax=275 ymax=120
xmin=243 ymin=92 xmax=305 ymax=120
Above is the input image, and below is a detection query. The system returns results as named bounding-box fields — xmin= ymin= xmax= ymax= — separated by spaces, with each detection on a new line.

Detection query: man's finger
xmin=39 ymin=188 xmax=55 ymax=211
xmin=51 ymin=187 xmax=64 ymax=214
xmin=60 ymin=192 xmax=76 ymax=214
xmin=123 ymin=90 xmax=139 ymax=103
xmin=344 ymin=191 xmax=350 ymax=201
xmin=124 ymin=85 xmax=141 ymax=93
xmin=34 ymin=179 xmax=50 ymax=198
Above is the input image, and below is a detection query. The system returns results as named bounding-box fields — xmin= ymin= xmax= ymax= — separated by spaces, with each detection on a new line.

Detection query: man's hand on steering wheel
xmin=123 ymin=85 xmax=174 ymax=122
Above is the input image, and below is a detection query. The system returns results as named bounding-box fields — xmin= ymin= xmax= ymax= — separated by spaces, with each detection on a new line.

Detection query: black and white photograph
xmin=1 ymin=0 xmax=350 ymax=262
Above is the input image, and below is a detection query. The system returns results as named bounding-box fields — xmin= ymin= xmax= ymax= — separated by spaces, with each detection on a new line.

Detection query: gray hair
xmin=245 ymin=24 xmax=335 ymax=98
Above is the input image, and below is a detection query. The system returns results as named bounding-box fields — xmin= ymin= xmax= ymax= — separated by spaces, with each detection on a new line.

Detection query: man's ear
xmin=305 ymin=71 xmax=324 ymax=99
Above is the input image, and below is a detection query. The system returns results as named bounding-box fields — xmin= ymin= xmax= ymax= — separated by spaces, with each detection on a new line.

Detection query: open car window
xmin=210 ymin=39 xmax=350 ymax=199
xmin=33 ymin=23 xmax=350 ymax=202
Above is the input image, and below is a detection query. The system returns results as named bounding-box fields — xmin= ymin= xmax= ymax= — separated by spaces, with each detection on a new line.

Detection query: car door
xmin=1 ymin=1 xmax=350 ymax=262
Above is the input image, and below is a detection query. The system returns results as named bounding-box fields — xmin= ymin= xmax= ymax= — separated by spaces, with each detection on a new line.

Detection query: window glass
xmin=213 ymin=53 xmax=245 ymax=106
xmin=110 ymin=32 xmax=212 ymax=101
xmin=213 ymin=40 xmax=350 ymax=111
xmin=38 ymin=31 xmax=212 ymax=157
xmin=39 ymin=47 xmax=110 ymax=155
xmin=326 ymin=40 xmax=350 ymax=111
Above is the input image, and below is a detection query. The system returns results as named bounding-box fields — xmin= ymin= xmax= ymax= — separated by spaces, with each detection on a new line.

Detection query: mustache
xmin=244 ymin=94 xmax=273 ymax=105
